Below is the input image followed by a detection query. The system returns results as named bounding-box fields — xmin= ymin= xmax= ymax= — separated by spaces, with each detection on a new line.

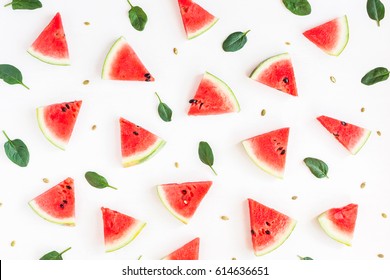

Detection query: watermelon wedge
xmin=28 ymin=177 xmax=75 ymax=226
xmin=188 ymin=72 xmax=240 ymax=116
xmin=36 ymin=100 xmax=82 ymax=150
xmin=178 ymin=0 xmax=219 ymax=39
xmin=317 ymin=115 xmax=371 ymax=155
xmin=27 ymin=12 xmax=70 ymax=65
xmin=101 ymin=207 xmax=146 ymax=252
xmin=157 ymin=181 xmax=212 ymax=224
xmin=250 ymin=53 xmax=298 ymax=96
xmin=242 ymin=128 xmax=290 ymax=179
xmin=317 ymin=203 xmax=358 ymax=246
xmin=120 ymin=117 xmax=165 ymax=167
xmin=248 ymin=198 xmax=296 ymax=256
xmin=303 ymin=15 xmax=349 ymax=56
xmin=162 ymin=238 xmax=200 ymax=260
xmin=102 ymin=36 xmax=154 ymax=81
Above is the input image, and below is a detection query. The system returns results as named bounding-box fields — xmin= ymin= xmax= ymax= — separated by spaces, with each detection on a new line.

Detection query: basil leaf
xmin=282 ymin=0 xmax=311 ymax=16
xmin=303 ymin=157 xmax=329 ymax=178
xmin=3 ymin=131 xmax=29 ymax=167
xmin=361 ymin=67 xmax=389 ymax=85
xmin=222 ymin=30 xmax=250 ymax=52
xmin=155 ymin=92 xmax=172 ymax=122
xmin=298 ymin=255 xmax=313 ymax=260
xmin=85 ymin=171 xmax=117 ymax=190
xmin=0 ymin=64 xmax=29 ymax=89
xmin=198 ymin=141 xmax=217 ymax=175
xmin=367 ymin=0 xmax=385 ymax=27
xmin=4 ymin=0 xmax=42 ymax=10
xmin=40 ymin=247 xmax=71 ymax=260
xmin=128 ymin=5 xmax=148 ymax=31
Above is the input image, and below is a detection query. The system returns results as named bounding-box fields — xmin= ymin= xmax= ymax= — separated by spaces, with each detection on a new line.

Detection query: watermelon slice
xmin=303 ymin=15 xmax=349 ymax=56
xmin=120 ymin=117 xmax=165 ymax=167
xmin=317 ymin=203 xmax=358 ymax=246
xmin=188 ymin=72 xmax=240 ymax=116
xmin=36 ymin=100 xmax=82 ymax=150
xmin=317 ymin=115 xmax=371 ymax=155
xmin=242 ymin=128 xmax=290 ymax=179
xmin=250 ymin=53 xmax=298 ymax=96
xmin=178 ymin=0 xmax=219 ymax=39
xmin=101 ymin=207 xmax=146 ymax=252
xmin=162 ymin=238 xmax=200 ymax=260
xmin=28 ymin=177 xmax=75 ymax=226
xmin=157 ymin=181 xmax=212 ymax=224
xmin=248 ymin=198 xmax=296 ymax=256
xmin=27 ymin=12 xmax=70 ymax=65
xmin=102 ymin=36 xmax=154 ymax=81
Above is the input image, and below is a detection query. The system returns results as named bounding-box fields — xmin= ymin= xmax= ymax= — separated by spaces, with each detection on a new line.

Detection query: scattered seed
xmin=84 ymin=21 xmax=90 ymax=26
xmin=291 ymin=195 xmax=298 ymax=200
xmin=173 ymin=47 xmax=178 ymax=55
xmin=360 ymin=182 xmax=366 ymax=189
xmin=137 ymin=255 xmax=143 ymax=260
xmin=174 ymin=162 xmax=179 ymax=168
xmin=361 ymin=107 xmax=365 ymax=113
xmin=382 ymin=213 xmax=387 ymax=218
xmin=231 ymin=257 xmax=237 ymax=260
xmin=10 ymin=240 xmax=16 ymax=247
xmin=261 ymin=109 xmax=266 ymax=116
xmin=285 ymin=41 xmax=291 ymax=45
xmin=330 ymin=76 xmax=336 ymax=83
xmin=0 ymin=202 xmax=2 ymax=207
xmin=42 ymin=178 xmax=49 ymax=184
xmin=83 ymin=80 xmax=90 ymax=85
xmin=91 ymin=125 xmax=97 ymax=131
xmin=220 ymin=215 xmax=229 ymax=221
xmin=378 ymin=253 xmax=384 ymax=258
xmin=377 ymin=131 xmax=382 ymax=136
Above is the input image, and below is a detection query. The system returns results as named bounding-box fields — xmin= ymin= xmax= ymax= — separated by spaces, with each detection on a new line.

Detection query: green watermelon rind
xmin=187 ymin=18 xmax=219 ymax=40
xmin=101 ymin=36 xmax=125 ymax=79
xmin=318 ymin=212 xmax=353 ymax=246
xmin=27 ymin=47 xmax=70 ymax=66
xmin=156 ymin=185 xmax=189 ymax=224
xmin=249 ymin=52 xmax=289 ymax=81
xmin=28 ymin=200 xmax=75 ymax=226
xmin=122 ymin=138 xmax=166 ymax=167
xmin=349 ymin=130 xmax=371 ymax=155
xmin=105 ymin=221 xmax=146 ymax=253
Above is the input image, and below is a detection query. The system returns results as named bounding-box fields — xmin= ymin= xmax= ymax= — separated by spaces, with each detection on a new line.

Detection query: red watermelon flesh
xmin=248 ymin=198 xmax=296 ymax=256
xmin=162 ymin=238 xmax=200 ymax=260
xmin=28 ymin=177 xmax=75 ymax=226
xmin=242 ymin=128 xmax=289 ymax=179
xmin=28 ymin=12 xmax=70 ymax=65
xmin=188 ymin=72 xmax=240 ymax=115
xmin=317 ymin=115 xmax=371 ymax=155
xmin=250 ymin=53 xmax=298 ymax=96
xmin=101 ymin=207 xmax=146 ymax=252
xmin=37 ymin=100 xmax=82 ymax=150
xmin=178 ymin=0 xmax=218 ymax=39
xmin=157 ymin=181 xmax=212 ymax=224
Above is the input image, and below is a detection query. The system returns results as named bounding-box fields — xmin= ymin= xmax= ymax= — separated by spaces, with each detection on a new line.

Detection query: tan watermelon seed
xmin=360 ymin=182 xmax=366 ymax=189
xmin=83 ymin=80 xmax=90 ymax=85
xmin=377 ymin=131 xmax=382 ymax=136
xmin=378 ymin=254 xmax=384 ymax=258
xmin=232 ymin=257 xmax=237 ymax=260
xmin=285 ymin=42 xmax=291 ymax=45
xmin=361 ymin=107 xmax=365 ymax=112
xmin=173 ymin=48 xmax=178 ymax=55
xmin=382 ymin=213 xmax=387 ymax=218
xmin=43 ymin=178 xmax=49 ymax=183
xmin=84 ymin=22 xmax=90 ymax=26
xmin=91 ymin=125 xmax=97 ymax=130
xmin=11 ymin=240 xmax=16 ymax=247
xmin=291 ymin=196 xmax=298 ymax=200
xmin=261 ymin=109 xmax=266 ymax=116
xmin=330 ymin=76 xmax=336 ymax=83
xmin=220 ymin=215 xmax=229 ymax=221
xmin=174 ymin=162 xmax=179 ymax=168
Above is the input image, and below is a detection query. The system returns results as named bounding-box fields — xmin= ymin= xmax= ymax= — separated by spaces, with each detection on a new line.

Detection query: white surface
xmin=0 ymin=0 xmax=389 ymax=260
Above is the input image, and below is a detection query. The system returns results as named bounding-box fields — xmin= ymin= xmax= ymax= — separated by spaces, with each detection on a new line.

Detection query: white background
xmin=0 ymin=0 xmax=389 ymax=261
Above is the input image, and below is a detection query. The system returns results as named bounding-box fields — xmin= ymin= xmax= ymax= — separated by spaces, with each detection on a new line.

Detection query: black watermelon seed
xmin=283 ymin=77 xmax=289 ymax=84
xmin=63 ymin=200 xmax=68 ymax=204
xmin=199 ymin=103 xmax=204 ymax=109
xmin=60 ymin=204 xmax=64 ymax=209
xmin=61 ymin=107 xmax=67 ymax=112
xmin=277 ymin=147 xmax=283 ymax=151
xmin=341 ymin=121 xmax=347 ymax=126
xmin=280 ymin=149 xmax=286 ymax=155
xmin=181 ymin=190 xmax=187 ymax=195
xmin=266 ymin=222 xmax=270 ymax=226
xmin=133 ymin=131 xmax=139 ymax=136
xmin=333 ymin=133 xmax=339 ymax=137
xmin=66 ymin=185 xmax=72 ymax=189
xmin=251 ymin=229 xmax=255 ymax=235
xmin=144 ymin=73 xmax=151 ymax=78
xmin=189 ymin=99 xmax=197 ymax=104
xmin=265 ymin=230 xmax=271 ymax=235
xmin=65 ymin=104 xmax=70 ymax=109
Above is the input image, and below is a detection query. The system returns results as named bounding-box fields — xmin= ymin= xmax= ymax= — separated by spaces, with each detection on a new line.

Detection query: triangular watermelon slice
xmin=242 ymin=128 xmax=290 ymax=179
xmin=248 ymin=198 xmax=296 ymax=256
xmin=317 ymin=203 xmax=358 ymax=246
xmin=27 ymin=12 xmax=70 ymax=65
xmin=317 ymin=115 xmax=371 ymax=155
xmin=36 ymin=100 xmax=82 ymax=150
xmin=178 ymin=0 xmax=219 ymax=39
xmin=157 ymin=181 xmax=212 ymax=224
xmin=28 ymin=177 xmax=75 ymax=226
xmin=303 ymin=15 xmax=349 ymax=56
xmin=162 ymin=238 xmax=200 ymax=260
xmin=249 ymin=53 xmax=298 ymax=96
xmin=120 ymin=117 xmax=165 ymax=167
xmin=188 ymin=72 xmax=240 ymax=116
xmin=102 ymin=36 xmax=154 ymax=81
xmin=101 ymin=207 xmax=146 ymax=252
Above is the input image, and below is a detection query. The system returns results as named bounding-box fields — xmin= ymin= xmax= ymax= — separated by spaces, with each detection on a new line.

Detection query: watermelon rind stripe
xmin=157 ymin=185 xmax=189 ymax=224
xmin=318 ymin=212 xmax=352 ymax=246
xmin=188 ymin=18 xmax=219 ymax=40
xmin=36 ymin=107 xmax=67 ymax=151
xmin=105 ymin=220 xmax=146 ymax=253
xmin=101 ymin=36 xmax=126 ymax=79
xmin=350 ymin=130 xmax=371 ymax=155
xmin=27 ymin=47 xmax=70 ymax=66
xmin=249 ymin=53 xmax=289 ymax=81
xmin=122 ymin=138 xmax=166 ymax=167
xmin=28 ymin=200 xmax=75 ymax=226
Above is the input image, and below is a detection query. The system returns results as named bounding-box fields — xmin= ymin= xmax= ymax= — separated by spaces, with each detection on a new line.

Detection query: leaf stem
xmin=126 ymin=0 xmax=133 ymax=8
xmin=154 ymin=92 xmax=162 ymax=103
xmin=59 ymin=247 xmax=72 ymax=256
xmin=377 ymin=20 xmax=381 ymax=27
xmin=209 ymin=165 xmax=218 ymax=176
xmin=21 ymin=82 xmax=30 ymax=90
xmin=4 ymin=2 xmax=12 ymax=7
xmin=243 ymin=30 xmax=251 ymax=36
xmin=107 ymin=185 xmax=118 ymax=190
xmin=2 ymin=130 xmax=11 ymax=142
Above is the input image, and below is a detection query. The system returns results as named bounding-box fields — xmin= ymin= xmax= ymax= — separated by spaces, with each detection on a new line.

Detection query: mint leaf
xmin=282 ymin=0 xmax=311 ymax=16
xmin=0 ymin=64 xmax=29 ymax=89
xmin=4 ymin=0 xmax=42 ymax=10
xmin=198 ymin=141 xmax=217 ymax=175
xmin=222 ymin=30 xmax=250 ymax=52
xmin=303 ymin=157 xmax=329 ymax=178
xmin=155 ymin=92 xmax=172 ymax=122
xmin=367 ymin=0 xmax=385 ymax=27
xmin=85 ymin=171 xmax=117 ymax=190
xmin=3 ymin=130 xmax=30 ymax=167
xmin=361 ymin=67 xmax=389 ymax=85
xmin=40 ymin=247 xmax=71 ymax=260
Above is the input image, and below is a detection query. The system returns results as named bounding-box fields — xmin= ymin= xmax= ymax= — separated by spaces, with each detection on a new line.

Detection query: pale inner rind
xmin=36 ymin=107 xmax=68 ymax=150
xmin=157 ymin=185 xmax=189 ymax=224
xmin=105 ymin=220 xmax=146 ymax=252
xmin=318 ymin=213 xmax=353 ymax=246
xmin=28 ymin=200 xmax=75 ymax=226
xmin=122 ymin=139 xmax=166 ymax=167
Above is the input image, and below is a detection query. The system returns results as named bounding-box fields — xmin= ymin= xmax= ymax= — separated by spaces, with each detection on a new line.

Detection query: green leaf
xmin=298 ymin=255 xmax=313 ymax=260
xmin=303 ymin=157 xmax=329 ymax=178
xmin=198 ymin=141 xmax=217 ymax=175
xmin=361 ymin=67 xmax=389 ymax=85
xmin=282 ymin=0 xmax=311 ymax=16
xmin=3 ymin=131 xmax=30 ymax=167
xmin=367 ymin=0 xmax=385 ymax=27
xmin=0 ymin=64 xmax=29 ymax=89
xmin=85 ymin=171 xmax=117 ymax=190
xmin=128 ymin=6 xmax=148 ymax=31
xmin=155 ymin=92 xmax=172 ymax=122
xmin=222 ymin=30 xmax=250 ymax=52
xmin=4 ymin=0 xmax=42 ymax=10
xmin=40 ymin=247 xmax=71 ymax=260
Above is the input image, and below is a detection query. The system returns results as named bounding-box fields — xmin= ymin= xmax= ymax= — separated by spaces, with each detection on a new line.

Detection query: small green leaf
xmin=303 ymin=157 xmax=329 ymax=178
xmin=128 ymin=6 xmax=148 ymax=31
xmin=282 ymin=0 xmax=311 ymax=16
xmin=3 ymin=130 xmax=30 ymax=167
xmin=155 ymin=92 xmax=172 ymax=122
xmin=222 ymin=30 xmax=250 ymax=52
xmin=298 ymin=255 xmax=313 ymax=260
xmin=198 ymin=141 xmax=217 ymax=175
xmin=4 ymin=0 xmax=42 ymax=10
xmin=0 ymin=64 xmax=29 ymax=89
xmin=361 ymin=67 xmax=389 ymax=85
xmin=367 ymin=0 xmax=385 ymax=27
xmin=85 ymin=171 xmax=117 ymax=190
xmin=40 ymin=247 xmax=71 ymax=260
